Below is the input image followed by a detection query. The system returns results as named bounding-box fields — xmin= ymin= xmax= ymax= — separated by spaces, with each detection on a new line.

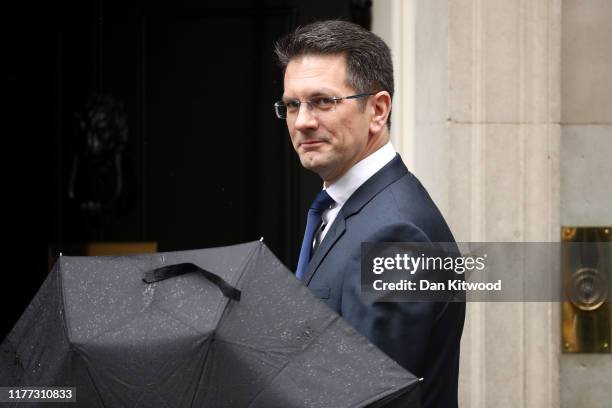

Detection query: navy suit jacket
xmin=303 ymin=154 xmax=465 ymax=408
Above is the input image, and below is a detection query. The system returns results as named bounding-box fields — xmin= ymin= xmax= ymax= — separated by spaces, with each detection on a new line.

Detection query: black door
xmin=4 ymin=0 xmax=371 ymax=339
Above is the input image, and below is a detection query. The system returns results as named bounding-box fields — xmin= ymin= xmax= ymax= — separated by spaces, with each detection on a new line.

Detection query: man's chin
xmin=299 ymin=155 xmax=329 ymax=176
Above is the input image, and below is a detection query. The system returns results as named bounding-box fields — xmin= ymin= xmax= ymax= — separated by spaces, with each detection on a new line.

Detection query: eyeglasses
xmin=273 ymin=92 xmax=378 ymax=120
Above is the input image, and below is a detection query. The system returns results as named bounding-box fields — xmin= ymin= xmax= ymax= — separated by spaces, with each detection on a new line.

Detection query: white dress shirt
xmin=315 ymin=141 xmax=397 ymax=245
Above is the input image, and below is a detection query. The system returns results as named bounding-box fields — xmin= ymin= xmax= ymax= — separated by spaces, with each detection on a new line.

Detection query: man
xmin=274 ymin=20 xmax=465 ymax=407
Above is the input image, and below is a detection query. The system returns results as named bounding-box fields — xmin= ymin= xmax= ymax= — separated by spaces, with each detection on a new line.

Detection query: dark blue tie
xmin=295 ymin=190 xmax=335 ymax=280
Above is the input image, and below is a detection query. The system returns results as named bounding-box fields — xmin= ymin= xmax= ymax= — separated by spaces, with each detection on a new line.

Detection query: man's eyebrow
xmin=282 ymin=90 xmax=338 ymax=102
xmin=309 ymin=91 xmax=337 ymax=98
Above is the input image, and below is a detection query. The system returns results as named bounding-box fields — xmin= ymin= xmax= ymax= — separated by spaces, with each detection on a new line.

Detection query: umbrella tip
xmin=59 ymin=252 xmax=63 ymax=257
xmin=259 ymin=237 xmax=264 ymax=242
xmin=418 ymin=377 xmax=424 ymax=382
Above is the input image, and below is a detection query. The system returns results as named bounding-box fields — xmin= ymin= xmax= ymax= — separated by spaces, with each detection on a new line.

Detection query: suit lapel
xmin=303 ymin=154 xmax=409 ymax=285
xmin=340 ymin=154 xmax=408 ymax=217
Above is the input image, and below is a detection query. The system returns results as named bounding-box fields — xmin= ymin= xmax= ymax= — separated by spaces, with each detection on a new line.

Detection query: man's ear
xmin=369 ymin=91 xmax=391 ymax=134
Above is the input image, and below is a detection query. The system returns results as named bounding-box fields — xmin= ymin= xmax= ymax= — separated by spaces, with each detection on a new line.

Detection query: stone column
xmin=372 ymin=0 xmax=417 ymax=169
xmin=373 ymin=1 xmax=562 ymax=406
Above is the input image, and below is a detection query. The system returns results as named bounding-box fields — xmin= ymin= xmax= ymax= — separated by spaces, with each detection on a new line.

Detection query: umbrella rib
xmin=244 ymin=315 xmax=341 ymax=408
xmin=233 ymin=241 xmax=264 ymax=286
xmin=56 ymin=260 xmax=74 ymax=350
xmin=212 ymin=338 xmax=287 ymax=369
xmin=353 ymin=380 xmax=420 ymax=408
xmin=70 ymin=349 xmax=112 ymax=407
xmin=188 ymin=334 xmax=216 ymax=408
xmin=149 ymin=304 xmax=212 ymax=336
xmin=56 ymin=261 xmax=108 ymax=407
xmin=243 ymin=357 xmax=301 ymax=408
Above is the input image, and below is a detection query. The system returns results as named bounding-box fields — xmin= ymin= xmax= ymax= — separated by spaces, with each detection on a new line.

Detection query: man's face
xmin=283 ymin=54 xmax=372 ymax=183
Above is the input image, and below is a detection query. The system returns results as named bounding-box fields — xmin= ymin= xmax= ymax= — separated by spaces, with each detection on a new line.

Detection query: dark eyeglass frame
xmin=273 ymin=92 xmax=380 ymax=120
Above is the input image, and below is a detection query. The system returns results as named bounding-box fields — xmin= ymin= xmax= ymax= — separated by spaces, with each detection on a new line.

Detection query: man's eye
xmin=286 ymin=101 xmax=300 ymax=110
xmin=312 ymin=97 xmax=334 ymax=108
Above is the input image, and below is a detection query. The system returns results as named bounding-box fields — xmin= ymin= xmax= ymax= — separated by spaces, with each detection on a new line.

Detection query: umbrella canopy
xmin=1 ymin=241 xmax=420 ymax=407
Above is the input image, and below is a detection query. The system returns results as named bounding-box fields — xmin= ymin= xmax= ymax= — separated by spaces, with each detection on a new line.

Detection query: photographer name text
xmin=372 ymin=279 xmax=502 ymax=291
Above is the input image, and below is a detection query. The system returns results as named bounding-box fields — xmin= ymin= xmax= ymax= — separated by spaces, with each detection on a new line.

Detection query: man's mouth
xmin=300 ymin=139 xmax=325 ymax=149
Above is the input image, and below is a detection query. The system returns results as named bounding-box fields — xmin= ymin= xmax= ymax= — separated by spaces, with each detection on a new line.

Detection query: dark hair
xmin=274 ymin=20 xmax=394 ymax=127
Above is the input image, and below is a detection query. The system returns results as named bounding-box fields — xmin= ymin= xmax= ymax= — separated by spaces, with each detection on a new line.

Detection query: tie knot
xmin=310 ymin=190 xmax=334 ymax=212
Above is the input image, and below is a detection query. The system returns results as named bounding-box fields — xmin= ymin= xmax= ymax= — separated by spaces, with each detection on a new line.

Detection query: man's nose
xmin=293 ymin=103 xmax=318 ymax=131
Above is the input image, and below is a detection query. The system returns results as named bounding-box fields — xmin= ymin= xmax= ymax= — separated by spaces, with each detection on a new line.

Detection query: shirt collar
xmin=324 ymin=141 xmax=396 ymax=206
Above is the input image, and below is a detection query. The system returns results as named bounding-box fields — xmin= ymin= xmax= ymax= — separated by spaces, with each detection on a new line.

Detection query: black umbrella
xmin=1 ymin=241 xmax=420 ymax=407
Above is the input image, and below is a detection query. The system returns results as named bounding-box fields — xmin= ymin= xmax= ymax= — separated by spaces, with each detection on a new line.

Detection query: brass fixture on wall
xmin=562 ymin=227 xmax=611 ymax=353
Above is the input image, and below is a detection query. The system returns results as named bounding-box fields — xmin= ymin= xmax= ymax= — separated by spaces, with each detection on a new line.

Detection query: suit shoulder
xmin=380 ymin=172 xmax=456 ymax=242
